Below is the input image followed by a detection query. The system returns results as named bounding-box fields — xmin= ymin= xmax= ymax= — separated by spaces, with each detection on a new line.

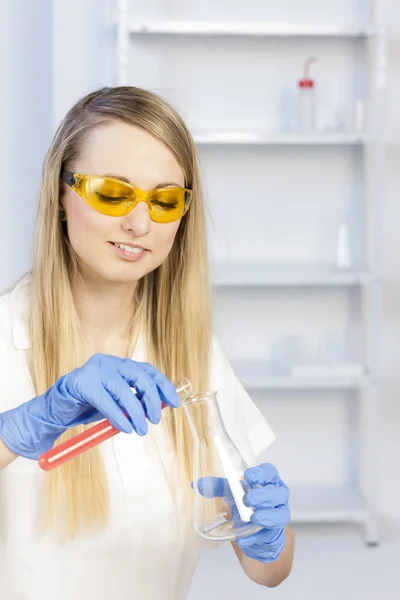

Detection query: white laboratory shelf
xmin=290 ymin=484 xmax=367 ymax=523
xmin=193 ymin=131 xmax=367 ymax=146
xmin=213 ymin=262 xmax=373 ymax=287
xmin=118 ymin=0 xmax=384 ymax=545
xmin=129 ymin=21 xmax=376 ymax=38
xmin=232 ymin=361 xmax=368 ymax=391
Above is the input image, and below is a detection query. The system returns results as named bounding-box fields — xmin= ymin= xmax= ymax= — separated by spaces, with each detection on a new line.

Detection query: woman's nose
xmin=121 ymin=202 xmax=151 ymax=237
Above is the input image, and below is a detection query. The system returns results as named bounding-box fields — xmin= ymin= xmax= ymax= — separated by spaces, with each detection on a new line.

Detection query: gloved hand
xmin=0 ymin=354 xmax=180 ymax=460
xmin=198 ymin=463 xmax=290 ymax=563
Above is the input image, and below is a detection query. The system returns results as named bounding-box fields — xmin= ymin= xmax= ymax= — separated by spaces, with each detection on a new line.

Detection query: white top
xmin=0 ymin=278 xmax=275 ymax=600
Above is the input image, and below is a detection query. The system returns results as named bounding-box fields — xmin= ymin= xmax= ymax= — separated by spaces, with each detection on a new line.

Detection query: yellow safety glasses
xmin=61 ymin=171 xmax=192 ymax=224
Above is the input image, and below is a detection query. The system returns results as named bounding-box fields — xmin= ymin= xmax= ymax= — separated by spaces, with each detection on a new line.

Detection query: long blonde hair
xmin=30 ymin=87 xmax=212 ymax=538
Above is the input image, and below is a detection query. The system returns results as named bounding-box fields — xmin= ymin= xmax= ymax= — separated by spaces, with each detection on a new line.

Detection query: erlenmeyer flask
xmin=183 ymin=390 xmax=263 ymax=542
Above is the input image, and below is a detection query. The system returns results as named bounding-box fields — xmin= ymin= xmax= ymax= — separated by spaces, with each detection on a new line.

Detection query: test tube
xmin=38 ymin=377 xmax=192 ymax=471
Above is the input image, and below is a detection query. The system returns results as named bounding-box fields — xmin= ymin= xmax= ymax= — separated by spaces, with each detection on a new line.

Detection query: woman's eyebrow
xmin=154 ymin=182 xmax=182 ymax=189
xmin=102 ymin=173 xmax=182 ymax=188
xmin=103 ymin=172 xmax=131 ymax=183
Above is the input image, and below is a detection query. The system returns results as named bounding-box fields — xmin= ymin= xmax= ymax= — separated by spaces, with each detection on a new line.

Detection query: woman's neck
xmin=74 ymin=274 xmax=138 ymax=358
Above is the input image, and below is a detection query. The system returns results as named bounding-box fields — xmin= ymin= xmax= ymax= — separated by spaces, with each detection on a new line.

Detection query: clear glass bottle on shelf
xmin=298 ymin=57 xmax=317 ymax=133
xmin=183 ymin=389 xmax=262 ymax=542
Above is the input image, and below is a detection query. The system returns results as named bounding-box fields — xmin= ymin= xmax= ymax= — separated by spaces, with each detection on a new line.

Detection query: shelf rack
xmin=116 ymin=1 xmax=386 ymax=544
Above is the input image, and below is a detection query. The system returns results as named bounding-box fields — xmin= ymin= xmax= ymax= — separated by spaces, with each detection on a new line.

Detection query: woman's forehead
xmin=79 ymin=121 xmax=185 ymax=189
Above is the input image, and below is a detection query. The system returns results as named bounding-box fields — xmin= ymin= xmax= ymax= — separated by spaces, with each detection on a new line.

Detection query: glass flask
xmin=183 ymin=389 xmax=263 ymax=542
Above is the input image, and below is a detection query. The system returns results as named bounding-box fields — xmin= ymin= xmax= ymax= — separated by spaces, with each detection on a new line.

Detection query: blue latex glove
xmin=198 ymin=463 xmax=290 ymax=563
xmin=0 ymin=354 xmax=180 ymax=460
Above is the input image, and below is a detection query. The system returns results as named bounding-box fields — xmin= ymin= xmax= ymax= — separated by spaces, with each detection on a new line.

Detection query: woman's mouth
xmin=108 ymin=241 xmax=149 ymax=262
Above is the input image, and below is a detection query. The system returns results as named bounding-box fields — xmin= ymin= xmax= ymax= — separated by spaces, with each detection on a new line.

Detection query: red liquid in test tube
xmin=38 ymin=378 xmax=192 ymax=471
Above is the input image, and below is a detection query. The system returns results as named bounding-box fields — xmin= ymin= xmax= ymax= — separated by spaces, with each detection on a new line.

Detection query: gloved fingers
xmin=244 ymin=482 xmax=290 ymax=508
xmin=237 ymin=526 xmax=284 ymax=549
xmin=68 ymin=407 xmax=101 ymax=426
xmin=244 ymin=463 xmax=281 ymax=486
xmin=237 ymin=529 xmax=286 ymax=562
xmin=250 ymin=506 xmax=291 ymax=529
xmin=116 ymin=361 xmax=162 ymax=425
xmin=136 ymin=361 xmax=180 ymax=409
xmin=84 ymin=380 xmax=133 ymax=434
xmin=102 ymin=377 xmax=148 ymax=436
xmin=117 ymin=358 xmax=179 ymax=414
xmin=196 ymin=476 xmax=233 ymax=500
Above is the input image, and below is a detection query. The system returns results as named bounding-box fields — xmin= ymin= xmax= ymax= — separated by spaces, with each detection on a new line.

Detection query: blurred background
xmin=0 ymin=0 xmax=399 ymax=598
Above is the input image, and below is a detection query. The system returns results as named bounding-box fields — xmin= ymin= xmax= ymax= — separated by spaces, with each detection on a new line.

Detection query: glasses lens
xmin=74 ymin=176 xmax=192 ymax=221
xmin=149 ymin=188 xmax=189 ymax=223
xmin=81 ymin=177 xmax=135 ymax=216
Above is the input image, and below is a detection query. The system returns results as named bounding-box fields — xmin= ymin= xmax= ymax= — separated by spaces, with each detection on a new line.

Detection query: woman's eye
xmin=152 ymin=200 xmax=178 ymax=210
xmin=96 ymin=193 xmax=128 ymax=204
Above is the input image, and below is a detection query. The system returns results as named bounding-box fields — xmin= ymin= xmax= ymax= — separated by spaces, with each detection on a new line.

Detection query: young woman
xmin=0 ymin=87 xmax=294 ymax=599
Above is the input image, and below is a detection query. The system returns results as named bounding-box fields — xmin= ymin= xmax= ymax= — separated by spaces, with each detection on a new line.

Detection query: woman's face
xmin=61 ymin=121 xmax=184 ymax=285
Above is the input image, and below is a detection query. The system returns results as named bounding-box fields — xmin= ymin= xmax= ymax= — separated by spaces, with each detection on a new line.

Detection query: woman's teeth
xmin=115 ymin=243 xmax=144 ymax=254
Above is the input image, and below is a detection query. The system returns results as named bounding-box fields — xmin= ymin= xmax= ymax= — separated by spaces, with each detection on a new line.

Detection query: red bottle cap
xmin=299 ymin=79 xmax=315 ymax=88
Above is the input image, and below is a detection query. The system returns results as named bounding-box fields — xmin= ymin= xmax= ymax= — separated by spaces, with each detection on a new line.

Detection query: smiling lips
xmin=109 ymin=241 xmax=149 ymax=261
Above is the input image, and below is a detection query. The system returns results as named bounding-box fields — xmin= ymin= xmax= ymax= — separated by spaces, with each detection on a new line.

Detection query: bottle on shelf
xmin=298 ymin=57 xmax=317 ymax=133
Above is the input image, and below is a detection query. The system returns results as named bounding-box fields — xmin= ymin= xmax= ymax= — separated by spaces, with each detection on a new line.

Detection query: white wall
xmin=0 ymin=0 xmax=53 ymax=290
xmin=379 ymin=0 xmax=400 ymax=525
xmin=0 ymin=0 xmax=398 ymax=525
xmin=52 ymin=0 xmax=115 ymax=129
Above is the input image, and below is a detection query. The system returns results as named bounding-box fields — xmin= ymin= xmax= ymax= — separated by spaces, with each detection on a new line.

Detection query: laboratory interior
xmin=0 ymin=1 xmax=399 ymax=600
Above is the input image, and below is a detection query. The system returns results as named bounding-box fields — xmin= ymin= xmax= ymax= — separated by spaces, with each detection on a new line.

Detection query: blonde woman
xmin=0 ymin=87 xmax=294 ymax=599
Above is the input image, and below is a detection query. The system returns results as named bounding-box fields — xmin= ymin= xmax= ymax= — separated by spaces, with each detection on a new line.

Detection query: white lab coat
xmin=0 ymin=278 xmax=275 ymax=600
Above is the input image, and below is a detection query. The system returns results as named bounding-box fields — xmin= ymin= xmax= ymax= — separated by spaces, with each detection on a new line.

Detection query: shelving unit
xmin=231 ymin=364 xmax=368 ymax=391
xmin=212 ymin=261 xmax=373 ymax=287
xmin=116 ymin=1 xmax=386 ymax=544
xmin=193 ymin=131 xmax=368 ymax=145
xmin=128 ymin=21 xmax=377 ymax=39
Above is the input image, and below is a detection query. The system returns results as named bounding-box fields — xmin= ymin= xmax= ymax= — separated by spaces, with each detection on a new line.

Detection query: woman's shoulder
xmin=0 ymin=277 xmax=35 ymax=409
xmin=0 ymin=275 xmax=31 ymax=350
xmin=0 ymin=289 xmax=14 ymax=337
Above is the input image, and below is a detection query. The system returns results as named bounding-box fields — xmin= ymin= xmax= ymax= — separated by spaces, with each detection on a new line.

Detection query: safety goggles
xmin=61 ymin=171 xmax=192 ymax=223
